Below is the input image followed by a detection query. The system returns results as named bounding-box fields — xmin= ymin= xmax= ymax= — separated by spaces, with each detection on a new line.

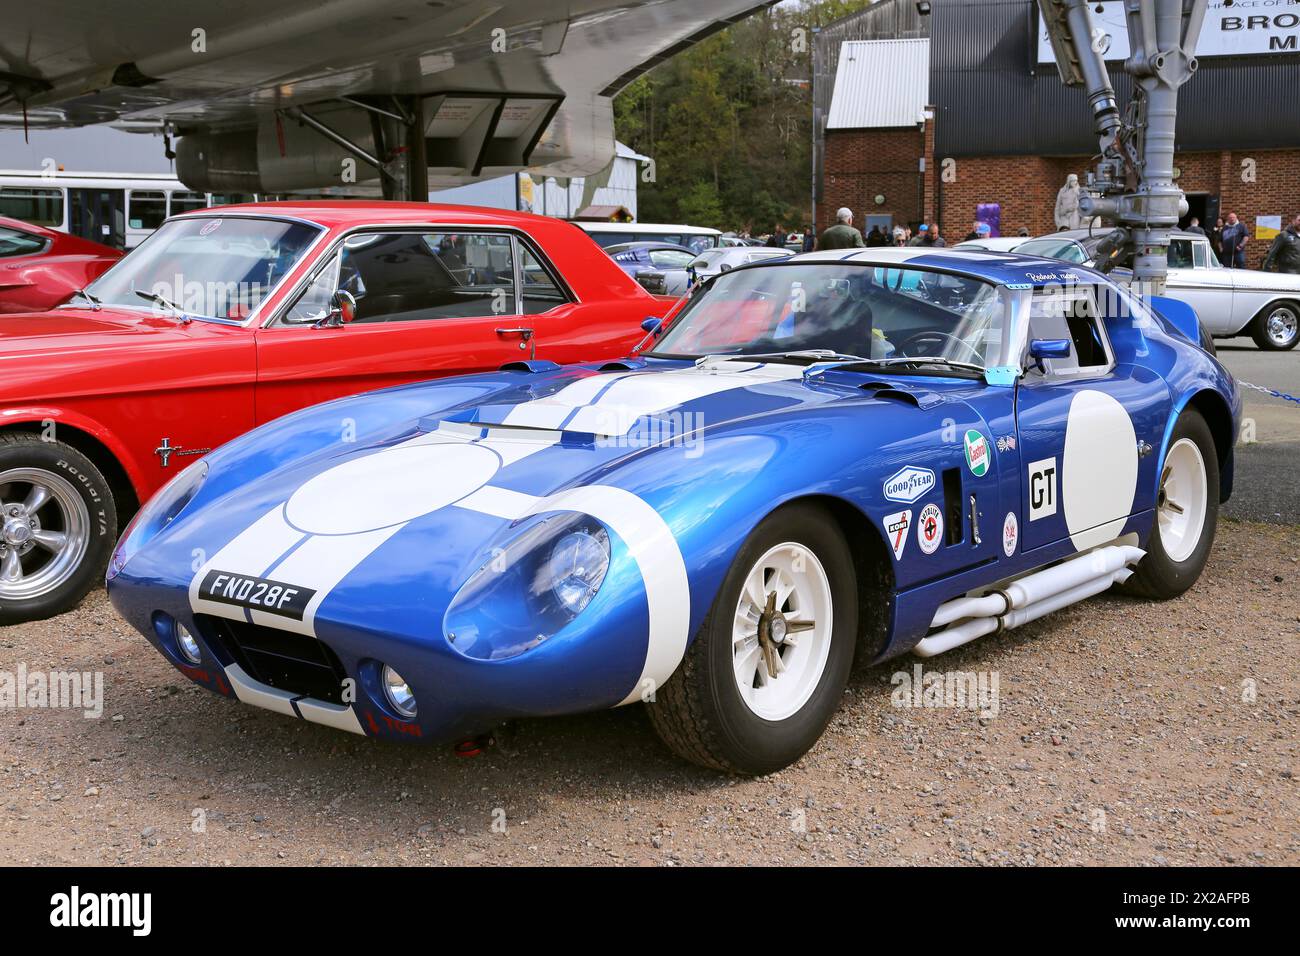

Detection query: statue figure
xmin=1054 ymin=173 xmax=1083 ymax=230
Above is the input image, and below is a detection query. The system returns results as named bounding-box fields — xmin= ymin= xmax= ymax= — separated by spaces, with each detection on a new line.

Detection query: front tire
xmin=647 ymin=504 xmax=857 ymax=774
xmin=1123 ymin=409 xmax=1218 ymax=599
xmin=0 ymin=434 xmax=117 ymax=624
xmin=1250 ymin=302 xmax=1300 ymax=351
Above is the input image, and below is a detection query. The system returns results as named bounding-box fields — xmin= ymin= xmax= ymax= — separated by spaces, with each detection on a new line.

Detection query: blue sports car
xmin=106 ymin=247 xmax=1240 ymax=774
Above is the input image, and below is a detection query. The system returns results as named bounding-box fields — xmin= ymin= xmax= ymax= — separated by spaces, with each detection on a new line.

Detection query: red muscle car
xmin=0 ymin=216 xmax=122 ymax=314
xmin=0 ymin=201 xmax=675 ymax=623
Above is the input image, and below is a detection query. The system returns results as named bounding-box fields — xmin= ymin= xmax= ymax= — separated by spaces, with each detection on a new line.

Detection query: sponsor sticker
xmin=917 ymin=502 xmax=943 ymax=555
xmin=996 ymin=434 xmax=1017 ymax=453
xmin=198 ymin=570 xmax=315 ymax=621
xmin=964 ymin=430 xmax=989 ymax=477
xmin=1028 ymin=457 xmax=1058 ymax=521
xmin=884 ymin=509 xmax=912 ymax=560
xmin=883 ymin=466 xmax=936 ymax=504
xmin=1002 ymin=511 xmax=1018 ymax=556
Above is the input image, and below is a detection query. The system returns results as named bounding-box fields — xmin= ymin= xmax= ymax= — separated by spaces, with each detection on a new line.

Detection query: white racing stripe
xmin=187 ymin=361 xmax=797 ymax=720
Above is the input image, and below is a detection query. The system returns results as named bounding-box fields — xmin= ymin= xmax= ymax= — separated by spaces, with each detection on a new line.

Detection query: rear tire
xmin=0 ymin=434 xmax=116 ymax=625
xmin=647 ymin=504 xmax=857 ymax=775
xmin=1123 ymin=409 xmax=1218 ymax=599
xmin=1249 ymin=302 xmax=1299 ymax=351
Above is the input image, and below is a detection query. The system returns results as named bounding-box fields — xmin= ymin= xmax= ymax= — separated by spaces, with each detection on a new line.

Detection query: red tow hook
xmin=453 ymin=733 xmax=494 ymax=758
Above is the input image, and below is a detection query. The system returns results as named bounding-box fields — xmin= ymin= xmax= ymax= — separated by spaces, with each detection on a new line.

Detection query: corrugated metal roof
xmin=826 ymin=39 xmax=931 ymax=130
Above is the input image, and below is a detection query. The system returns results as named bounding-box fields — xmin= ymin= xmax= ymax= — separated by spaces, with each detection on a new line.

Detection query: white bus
xmin=0 ymin=170 xmax=263 ymax=250
xmin=573 ymin=220 xmax=723 ymax=255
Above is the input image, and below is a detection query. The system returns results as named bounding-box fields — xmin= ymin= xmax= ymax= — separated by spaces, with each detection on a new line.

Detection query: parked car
xmin=605 ymin=241 xmax=699 ymax=296
xmin=1017 ymin=228 xmax=1300 ymax=350
xmin=952 ymin=236 xmax=1027 ymax=253
xmin=107 ymin=247 xmax=1238 ymax=774
xmin=0 ymin=201 xmax=674 ymax=623
xmin=0 ymin=215 xmax=121 ymax=313
xmin=574 ymin=221 xmax=722 ymax=255
xmin=688 ymin=246 xmax=793 ymax=279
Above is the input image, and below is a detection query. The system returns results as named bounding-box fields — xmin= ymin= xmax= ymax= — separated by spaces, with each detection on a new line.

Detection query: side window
xmin=284 ymin=253 xmax=342 ymax=324
xmin=519 ymin=243 xmax=569 ymax=314
xmin=128 ymin=191 xmax=168 ymax=230
xmin=649 ymin=249 xmax=694 ymax=270
xmin=169 ymin=191 xmax=207 ymax=215
xmin=1192 ymin=241 xmax=1208 ymax=268
xmin=1026 ymin=285 xmax=1109 ymax=375
xmin=284 ymin=231 xmax=517 ymax=325
xmin=0 ymin=186 xmax=63 ymax=227
xmin=1168 ymin=239 xmax=1193 ymax=269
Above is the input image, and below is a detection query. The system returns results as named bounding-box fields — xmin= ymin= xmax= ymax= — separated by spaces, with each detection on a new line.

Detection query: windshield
xmin=85 ymin=216 xmax=321 ymax=320
xmin=1016 ymin=238 xmax=1088 ymax=264
xmin=652 ymin=263 xmax=1011 ymax=368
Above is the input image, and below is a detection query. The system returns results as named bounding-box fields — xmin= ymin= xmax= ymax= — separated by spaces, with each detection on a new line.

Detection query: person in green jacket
xmin=817 ymin=208 xmax=865 ymax=251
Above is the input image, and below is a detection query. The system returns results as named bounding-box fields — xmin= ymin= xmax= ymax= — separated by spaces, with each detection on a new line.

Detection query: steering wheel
xmin=895 ymin=330 xmax=984 ymax=365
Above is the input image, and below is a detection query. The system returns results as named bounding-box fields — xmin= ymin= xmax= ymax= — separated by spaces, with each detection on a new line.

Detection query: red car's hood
xmin=0 ymin=307 xmax=199 ymax=351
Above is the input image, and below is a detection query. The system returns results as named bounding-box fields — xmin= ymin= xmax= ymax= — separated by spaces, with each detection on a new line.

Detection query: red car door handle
xmin=495 ymin=327 xmax=534 ymax=340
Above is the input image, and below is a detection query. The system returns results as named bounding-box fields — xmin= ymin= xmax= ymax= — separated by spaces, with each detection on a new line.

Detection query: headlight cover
xmin=108 ymin=459 xmax=208 ymax=579
xmin=443 ymin=514 xmax=611 ymax=661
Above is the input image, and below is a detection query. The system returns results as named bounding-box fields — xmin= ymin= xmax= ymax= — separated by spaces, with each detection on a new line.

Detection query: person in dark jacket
xmin=1209 ymin=217 xmax=1225 ymax=262
xmin=817 ymin=208 xmax=865 ymax=250
xmin=865 ymin=225 xmax=888 ymax=247
xmin=766 ymin=225 xmax=786 ymax=248
xmin=1186 ymin=217 xmax=1206 ymax=237
xmin=801 ymin=226 xmax=816 ymax=253
xmin=1220 ymin=212 xmax=1248 ymax=268
xmin=1263 ymin=214 xmax=1300 ymax=274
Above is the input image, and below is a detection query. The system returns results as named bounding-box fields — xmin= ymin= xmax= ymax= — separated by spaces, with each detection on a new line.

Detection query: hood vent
xmin=859 ymin=381 xmax=943 ymax=409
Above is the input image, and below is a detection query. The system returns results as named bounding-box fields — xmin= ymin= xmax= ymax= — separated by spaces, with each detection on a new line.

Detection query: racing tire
xmin=646 ymin=504 xmax=857 ymax=775
xmin=1249 ymin=302 xmax=1300 ymax=351
xmin=1198 ymin=323 xmax=1217 ymax=357
xmin=1122 ymin=409 xmax=1218 ymax=600
xmin=0 ymin=434 xmax=117 ymax=625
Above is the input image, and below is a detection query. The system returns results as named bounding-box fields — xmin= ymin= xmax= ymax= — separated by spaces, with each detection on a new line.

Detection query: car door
xmin=252 ymin=229 xmax=529 ymax=424
xmin=1165 ymin=237 xmax=1234 ymax=334
xmin=1013 ymin=282 xmax=1170 ymax=555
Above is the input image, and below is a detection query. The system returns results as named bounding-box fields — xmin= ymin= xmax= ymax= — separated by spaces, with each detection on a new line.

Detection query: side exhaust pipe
xmin=914 ymin=545 xmax=1144 ymax=657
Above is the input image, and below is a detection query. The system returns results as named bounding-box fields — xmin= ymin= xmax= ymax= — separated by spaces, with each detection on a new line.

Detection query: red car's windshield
xmin=86 ymin=216 xmax=321 ymax=320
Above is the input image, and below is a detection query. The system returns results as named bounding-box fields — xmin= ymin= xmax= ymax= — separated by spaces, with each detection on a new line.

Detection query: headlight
xmin=382 ymin=665 xmax=417 ymax=717
xmin=546 ymin=529 xmax=610 ymax=615
xmin=443 ymin=514 xmax=612 ymax=661
xmin=108 ymin=460 xmax=208 ymax=579
xmin=176 ymin=622 xmax=202 ymax=664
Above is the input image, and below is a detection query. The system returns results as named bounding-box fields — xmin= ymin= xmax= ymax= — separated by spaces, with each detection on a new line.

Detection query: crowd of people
xmin=804 ymin=207 xmax=1300 ymax=275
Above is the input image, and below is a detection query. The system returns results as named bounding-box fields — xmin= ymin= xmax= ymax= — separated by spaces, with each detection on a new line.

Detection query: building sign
xmin=1038 ymin=0 xmax=1300 ymax=62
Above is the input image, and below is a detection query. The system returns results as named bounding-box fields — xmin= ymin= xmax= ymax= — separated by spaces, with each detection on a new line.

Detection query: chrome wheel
xmin=1156 ymin=438 xmax=1208 ymax=564
xmin=1265 ymin=305 xmax=1299 ymax=348
xmin=731 ymin=542 xmax=834 ymax=721
xmin=0 ymin=468 xmax=90 ymax=602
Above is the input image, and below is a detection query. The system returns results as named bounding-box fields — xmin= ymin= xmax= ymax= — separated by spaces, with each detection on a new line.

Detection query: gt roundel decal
xmin=917 ymin=502 xmax=943 ymax=555
xmin=964 ymin=430 xmax=989 ymax=477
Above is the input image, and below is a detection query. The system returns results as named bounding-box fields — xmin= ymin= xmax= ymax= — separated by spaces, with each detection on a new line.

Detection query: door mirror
xmin=315 ymin=289 xmax=357 ymax=328
xmin=1029 ymin=338 xmax=1071 ymax=360
xmin=641 ymin=316 xmax=662 ymax=334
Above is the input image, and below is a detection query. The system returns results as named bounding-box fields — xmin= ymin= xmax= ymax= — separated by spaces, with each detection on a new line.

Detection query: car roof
xmin=606 ymin=241 xmax=696 ymax=254
xmin=171 ymin=200 xmax=580 ymax=231
xmin=791 ymin=246 xmax=1105 ymax=286
xmin=576 ymin=221 xmax=721 ymax=236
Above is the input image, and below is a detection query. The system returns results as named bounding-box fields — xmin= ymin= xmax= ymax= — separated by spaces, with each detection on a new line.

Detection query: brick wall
xmin=818 ymin=127 xmax=925 ymax=234
xmin=825 ymin=123 xmax=1300 ymax=252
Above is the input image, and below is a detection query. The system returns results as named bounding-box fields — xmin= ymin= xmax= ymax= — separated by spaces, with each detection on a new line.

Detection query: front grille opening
xmin=198 ymin=616 xmax=348 ymax=705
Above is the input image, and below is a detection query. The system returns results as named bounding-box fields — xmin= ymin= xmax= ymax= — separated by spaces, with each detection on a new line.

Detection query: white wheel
xmin=1157 ymin=437 xmax=1208 ymax=563
xmin=731 ymin=542 xmax=834 ymax=721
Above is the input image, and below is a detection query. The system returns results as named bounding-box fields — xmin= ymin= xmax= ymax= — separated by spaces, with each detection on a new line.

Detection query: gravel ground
xmin=1 ymin=519 xmax=1296 ymax=866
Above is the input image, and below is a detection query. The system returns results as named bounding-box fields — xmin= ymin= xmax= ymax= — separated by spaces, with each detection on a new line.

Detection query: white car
xmin=689 ymin=246 xmax=794 ymax=278
xmin=1016 ymin=229 xmax=1300 ymax=351
xmin=953 ymin=236 xmax=1028 ymax=253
